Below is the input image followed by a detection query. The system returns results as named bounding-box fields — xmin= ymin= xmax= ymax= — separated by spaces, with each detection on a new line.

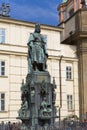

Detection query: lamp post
xmin=59 ymin=55 xmax=63 ymax=127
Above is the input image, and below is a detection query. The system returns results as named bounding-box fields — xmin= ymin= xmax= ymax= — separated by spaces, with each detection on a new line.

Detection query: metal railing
xmin=0 ymin=120 xmax=87 ymax=130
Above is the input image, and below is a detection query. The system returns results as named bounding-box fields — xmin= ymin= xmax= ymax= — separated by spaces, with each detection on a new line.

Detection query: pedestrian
xmin=5 ymin=122 xmax=9 ymax=130
xmin=11 ymin=123 xmax=17 ymax=130
xmin=1 ymin=121 xmax=5 ymax=130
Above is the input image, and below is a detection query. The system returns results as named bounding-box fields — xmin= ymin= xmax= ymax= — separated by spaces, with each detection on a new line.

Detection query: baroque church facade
xmin=58 ymin=0 xmax=87 ymax=120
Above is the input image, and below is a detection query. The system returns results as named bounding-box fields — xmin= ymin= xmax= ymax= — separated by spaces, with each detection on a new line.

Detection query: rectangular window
xmin=69 ymin=8 xmax=74 ymax=17
xmin=0 ymin=61 xmax=5 ymax=76
xmin=43 ymin=34 xmax=48 ymax=48
xmin=66 ymin=66 xmax=72 ymax=80
xmin=43 ymin=35 xmax=47 ymax=43
xmin=0 ymin=93 xmax=5 ymax=111
xmin=67 ymin=95 xmax=73 ymax=111
xmin=0 ymin=28 xmax=5 ymax=43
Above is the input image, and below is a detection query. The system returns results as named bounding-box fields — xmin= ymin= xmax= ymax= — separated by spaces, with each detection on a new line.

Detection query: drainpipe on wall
xmin=59 ymin=55 xmax=63 ymax=127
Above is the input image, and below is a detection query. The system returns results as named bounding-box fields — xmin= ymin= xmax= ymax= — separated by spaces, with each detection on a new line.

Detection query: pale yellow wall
xmin=47 ymin=55 xmax=79 ymax=120
xmin=0 ymin=18 xmax=79 ymax=122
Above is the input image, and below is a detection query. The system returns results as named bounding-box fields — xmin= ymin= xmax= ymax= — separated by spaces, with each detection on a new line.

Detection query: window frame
xmin=69 ymin=8 xmax=74 ymax=17
xmin=0 ymin=93 xmax=5 ymax=111
xmin=67 ymin=94 xmax=73 ymax=111
xmin=42 ymin=34 xmax=48 ymax=49
xmin=66 ymin=66 xmax=72 ymax=80
xmin=0 ymin=61 xmax=5 ymax=76
xmin=0 ymin=28 xmax=5 ymax=43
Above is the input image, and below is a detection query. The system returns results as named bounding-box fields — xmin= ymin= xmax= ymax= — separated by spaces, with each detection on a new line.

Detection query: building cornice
xmin=0 ymin=17 xmax=62 ymax=32
xmin=57 ymin=0 xmax=73 ymax=10
xmin=48 ymin=55 xmax=78 ymax=61
xmin=0 ymin=50 xmax=27 ymax=56
xmin=0 ymin=44 xmax=78 ymax=61
xmin=61 ymin=31 xmax=87 ymax=45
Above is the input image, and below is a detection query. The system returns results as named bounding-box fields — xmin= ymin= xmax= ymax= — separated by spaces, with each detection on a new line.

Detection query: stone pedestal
xmin=17 ymin=71 xmax=57 ymax=130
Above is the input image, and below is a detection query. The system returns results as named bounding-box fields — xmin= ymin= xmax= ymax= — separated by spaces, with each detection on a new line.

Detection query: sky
xmin=0 ymin=0 xmax=63 ymax=26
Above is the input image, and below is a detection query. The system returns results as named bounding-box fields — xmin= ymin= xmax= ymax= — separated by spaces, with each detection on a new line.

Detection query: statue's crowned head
xmin=35 ymin=23 xmax=41 ymax=33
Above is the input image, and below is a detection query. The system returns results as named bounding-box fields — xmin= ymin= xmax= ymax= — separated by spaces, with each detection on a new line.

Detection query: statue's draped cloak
xmin=28 ymin=32 xmax=46 ymax=64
